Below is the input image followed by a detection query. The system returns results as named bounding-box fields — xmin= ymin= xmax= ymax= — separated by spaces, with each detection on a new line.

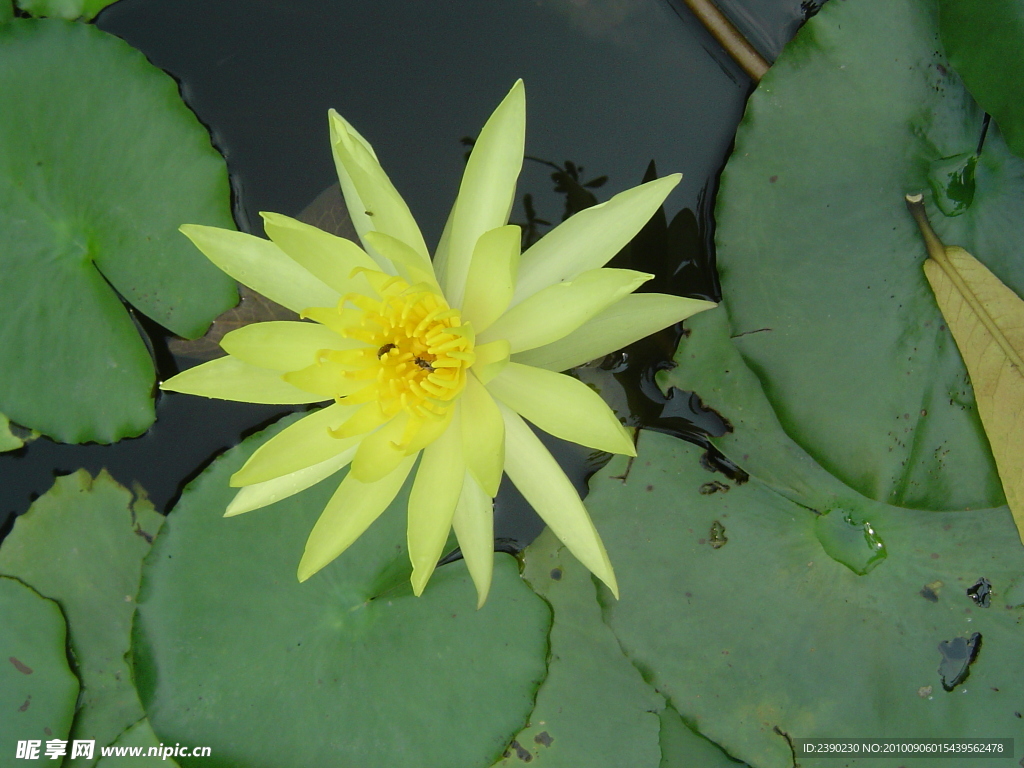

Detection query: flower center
xmin=326 ymin=273 xmax=475 ymax=420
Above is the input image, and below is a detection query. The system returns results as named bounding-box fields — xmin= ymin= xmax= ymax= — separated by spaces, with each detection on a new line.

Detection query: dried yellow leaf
xmin=907 ymin=194 xmax=1024 ymax=543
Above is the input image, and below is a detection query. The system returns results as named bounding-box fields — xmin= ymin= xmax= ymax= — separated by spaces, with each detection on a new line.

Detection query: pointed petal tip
xmin=411 ymin=572 xmax=427 ymax=597
xmin=297 ymin=558 xmax=319 ymax=583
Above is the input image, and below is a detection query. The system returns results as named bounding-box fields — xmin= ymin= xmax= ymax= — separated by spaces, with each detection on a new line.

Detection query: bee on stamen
xmin=414 ymin=357 xmax=435 ymax=372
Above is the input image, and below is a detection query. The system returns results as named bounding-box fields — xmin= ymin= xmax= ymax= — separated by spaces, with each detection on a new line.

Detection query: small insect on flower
xmin=161 ymin=80 xmax=715 ymax=606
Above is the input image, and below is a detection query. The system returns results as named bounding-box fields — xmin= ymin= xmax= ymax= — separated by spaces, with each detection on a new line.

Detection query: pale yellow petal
xmin=460 ymin=376 xmax=505 ymax=496
xmin=460 ymin=225 xmax=521 ymax=331
xmin=300 ymin=306 xmax=364 ymax=337
xmin=471 ymin=339 xmax=511 ymax=384
xmin=298 ymin=456 xmax=416 ymax=582
xmin=331 ymin=401 xmax=390 ymax=439
xmin=512 ymin=174 xmax=680 ymax=304
xmin=511 ymin=293 xmax=716 ymax=371
xmin=180 ymin=224 xmax=340 ymax=313
xmin=362 ymin=231 xmax=438 ymax=288
xmin=328 ymin=110 xmax=429 ymax=267
xmin=220 ymin=321 xmax=360 ymax=372
xmin=408 ymin=415 xmax=466 ymax=595
xmin=282 ymin=361 xmax=371 ymax=399
xmin=160 ymin=356 xmax=323 ymax=404
xmin=500 ymin=403 xmax=618 ymax=597
xmin=261 ymin=211 xmax=380 ymax=294
xmin=479 ymin=268 xmax=652 ymax=353
xmin=433 ymin=200 xmax=457 ymax=293
xmin=224 ymin=447 xmax=356 ymax=516
xmin=444 ymin=80 xmax=526 ymax=308
xmin=403 ymin=407 xmax=456 ymax=454
xmin=349 ymin=414 xmax=411 ymax=483
xmin=487 ymin=362 xmax=634 ymax=455
xmin=231 ymin=403 xmax=360 ymax=486
xmin=451 ymin=472 xmax=495 ymax=608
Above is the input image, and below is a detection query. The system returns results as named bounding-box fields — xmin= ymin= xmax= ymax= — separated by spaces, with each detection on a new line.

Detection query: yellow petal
xmin=908 ymin=195 xmax=1024 ymax=542
xmin=225 ymin=447 xmax=356 ymax=517
xmin=408 ymin=415 xmax=466 ymax=595
xmin=300 ymin=306 xmax=364 ymax=337
xmin=403 ymin=407 xmax=456 ymax=454
xmin=460 ymin=225 xmax=521 ymax=331
xmin=432 ymin=200 xmax=457 ymax=293
xmin=331 ymin=401 xmax=390 ymax=439
xmin=500 ymin=402 xmax=618 ymax=597
xmin=460 ymin=376 xmax=505 ymax=496
xmin=479 ymin=268 xmax=652 ymax=353
xmin=220 ymin=321 xmax=360 ymax=372
xmin=349 ymin=414 xmax=411 ymax=483
xmin=451 ymin=472 xmax=495 ymax=608
xmin=180 ymin=224 xmax=340 ymax=313
xmin=231 ymin=403 xmax=360 ymax=486
xmin=471 ymin=339 xmax=511 ymax=384
xmin=328 ymin=110 xmax=429 ymax=267
xmin=298 ymin=456 xmax=416 ymax=582
xmin=512 ymin=174 xmax=680 ymax=303
xmin=160 ymin=356 xmax=323 ymax=404
xmin=283 ymin=360 xmax=370 ymax=399
xmin=512 ymin=293 xmax=717 ymax=371
xmin=444 ymin=80 xmax=526 ymax=308
xmin=362 ymin=231 xmax=438 ymax=288
xmin=261 ymin=211 xmax=380 ymax=294
xmin=487 ymin=363 xmax=634 ymax=455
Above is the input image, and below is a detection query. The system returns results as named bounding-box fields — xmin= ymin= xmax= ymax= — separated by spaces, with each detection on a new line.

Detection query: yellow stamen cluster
xmin=328 ymin=273 xmax=475 ymax=421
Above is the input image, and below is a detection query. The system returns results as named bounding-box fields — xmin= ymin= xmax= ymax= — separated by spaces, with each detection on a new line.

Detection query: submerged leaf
xmin=167 ymin=284 xmax=296 ymax=361
xmin=908 ymin=194 xmax=1024 ymax=545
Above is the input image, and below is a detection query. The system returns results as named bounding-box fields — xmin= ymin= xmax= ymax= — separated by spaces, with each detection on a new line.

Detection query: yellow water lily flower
xmin=162 ymin=80 xmax=714 ymax=606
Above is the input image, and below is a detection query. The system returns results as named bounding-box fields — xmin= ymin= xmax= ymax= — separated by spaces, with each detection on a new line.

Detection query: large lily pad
xmin=0 ymin=19 xmax=237 ymax=444
xmin=588 ymin=428 xmax=1024 ymax=768
xmin=713 ymin=0 xmax=1024 ymax=511
xmin=0 ymin=470 xmax=164 ymax=766
xmin=94 ymin=719 xmax=181 ymax=768
xmin=0 ymin=576 xmax=79 ymax=762
xmin=133 ymin=415 xmax=551 ymax=768
xmin=492 ymin=528 xmax=663 ymax=767
xmin=938 ymin=0 xmax=1024 ymax=161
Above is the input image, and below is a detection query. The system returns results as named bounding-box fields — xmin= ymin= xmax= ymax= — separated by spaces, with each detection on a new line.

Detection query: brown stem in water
xmin=682 ymin=0 xmax=770 ymax=81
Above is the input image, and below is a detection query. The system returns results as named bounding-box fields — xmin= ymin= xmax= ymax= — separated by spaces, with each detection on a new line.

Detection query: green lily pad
xmin=0 ymin=19 xmax=237 ymax=445
xmin=0 ymin=576 xmax=79 ymax=762
xmin=133 ymin=414 xmax=551 ymax=768
xmin=95 ymin=719 xmax=181 ymax=767
xmin=16 ymin=0 xmax=117 ymax=21
xmin=588 ymin=430 xmax=1024 ymax=768
xmin=658 ymin=703 xmax=749 ymax=768
xmin=938 ymin=0 xmax=1024 ymax=161
xmin=491 ymin=528 xmax=663 ymax=767
xmin=0 ymin=470 xmax=164 ymax=766
xmin=713 ymin=0 xmax=1024 ymax=511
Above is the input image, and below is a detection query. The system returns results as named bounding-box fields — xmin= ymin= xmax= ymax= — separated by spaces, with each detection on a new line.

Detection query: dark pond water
xmin=1 ymin=0 xmax=813 ymax=548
